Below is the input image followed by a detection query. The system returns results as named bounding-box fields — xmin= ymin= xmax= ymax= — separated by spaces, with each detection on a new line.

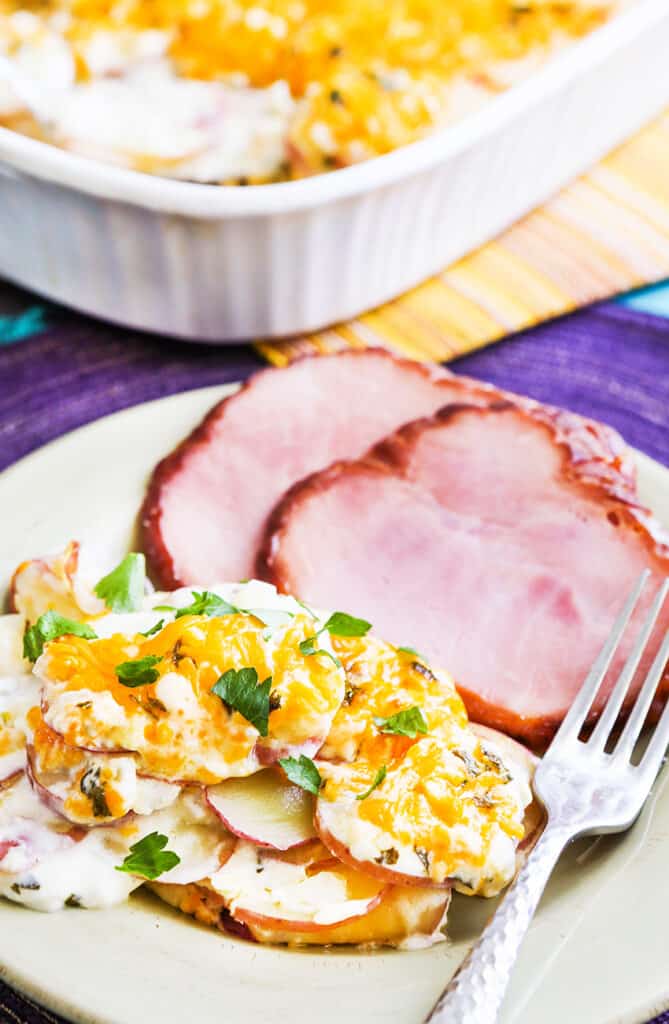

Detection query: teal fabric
xmin=0 ymin=282 xmax=666 ymax=348
xmin=0 ymin=305 xmax=47 ymax=344
xmin=617 ymin=280 xmax=669 ymax=317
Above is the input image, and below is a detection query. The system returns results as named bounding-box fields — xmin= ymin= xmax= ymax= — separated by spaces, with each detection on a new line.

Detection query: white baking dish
xmin=0 ymin=0 xmax=668 ymax=343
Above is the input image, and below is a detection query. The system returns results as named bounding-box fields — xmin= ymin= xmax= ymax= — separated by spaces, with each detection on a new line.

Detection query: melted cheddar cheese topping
xmin=317 ymin=638 xmax=531 ymax=894
xmin=37 ymin=612 xmax=344 ymax=784
xmin=0 ymin=0 xmax=621 ymax=177
xmin=2 ymin=548 xmax=534 ymax=919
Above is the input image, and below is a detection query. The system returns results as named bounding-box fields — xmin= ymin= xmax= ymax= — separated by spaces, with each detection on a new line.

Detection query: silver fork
xmin=425 ymin=570 xmax=669 ymax=1024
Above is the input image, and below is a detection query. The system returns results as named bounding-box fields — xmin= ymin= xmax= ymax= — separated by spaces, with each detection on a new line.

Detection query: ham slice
xmin=141 ymin=350 xmax=634 ymax=587
xmin=260 ymin=402 xmax=669 ymax=747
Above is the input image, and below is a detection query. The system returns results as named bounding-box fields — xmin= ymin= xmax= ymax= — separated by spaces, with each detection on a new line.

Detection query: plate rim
xmin=1 ymin=383 xmax=668 ymax=1024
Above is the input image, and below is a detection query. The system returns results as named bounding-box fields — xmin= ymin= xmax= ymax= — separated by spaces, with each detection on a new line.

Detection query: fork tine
xmin=636 ymin=673 xmax=669 ymax=783
xmin=589 ymin=579 xmax=669 ymax=751
xmin=550 ymin=570 xmax=650 ymax=748
xmin=614 ymin=628 xmax=669 ymax=761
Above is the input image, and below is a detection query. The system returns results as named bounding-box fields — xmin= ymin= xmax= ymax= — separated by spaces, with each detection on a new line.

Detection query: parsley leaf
xmin=322 ymin=611 xmax=372 ymax=637
xmin=279 ymin=754 xmax=322 ymax=795
xmin=115 ymin=654 xmax=162 ymax=687
xmin=211 ymin=667 xmax=272 ymax=736
xmin=243 ymin=607 xmax=294 ymax=629
xmin=23 ymin=612 xmax=97 ymax=662
xmin=396 ymin=645 xmax=429 ymax=661
xmin=298 ymin=638 xmax=342 ymax=668
xmin=94 ymin=553 xmax=146 ymax=613
xmin=115 ymin=832 xmax=180 ymax=880
xmin=376 ymin=706 xmax=428 ymax=738
xmin=299 ymin=637 xmax=318 ymax=656
xmin=80 ymin=765 xmax=111 ymax=818
xmin=356 ymin=765 xmax=387 ymax=801
xmin=296 ymin=598 xmax=318 ymax=620
xmin=298 ymin=609 xmax=371 ymax=663
xmin=140 ymin=619 xmax=165 ymax=638
xmin=175 ymin=590 xmax=240 ymax=619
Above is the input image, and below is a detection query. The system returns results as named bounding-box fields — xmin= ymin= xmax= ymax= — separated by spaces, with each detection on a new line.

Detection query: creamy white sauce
xmin=0 ymin=629 xmax=40 ymax=782
xmin=0 ymin=777 xmax=229 ymax=911
xmin=0 ymin=29 xmax=74 ymax=118
xmin=0 ymin=25 xmax=294 ymax=181
xmin=1 ymin=826 xmax=142 ymax=912
xmin=0 ymin=552 xmax=532 ymax=929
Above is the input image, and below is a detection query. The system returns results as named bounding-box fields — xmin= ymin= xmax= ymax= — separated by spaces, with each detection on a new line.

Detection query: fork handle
xmin=424 ymin=824 xmax=570 ymax=1024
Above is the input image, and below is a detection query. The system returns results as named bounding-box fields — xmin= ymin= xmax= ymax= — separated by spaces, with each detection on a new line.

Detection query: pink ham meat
xmin=260 ymin=402 xmax=669 ymax=748
xmin=142 ymin=351 xmax=481 ymax=586
xmin=141 ymin=350 xmax=634 ymax=587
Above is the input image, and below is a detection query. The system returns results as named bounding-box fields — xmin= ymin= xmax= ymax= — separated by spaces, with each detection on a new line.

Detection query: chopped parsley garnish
xmin=211 ymin=667 xmax=272 ymax=737
xmin=376 ymin=706 xmax=428 ymax=738
xmin=175 ymin=590 xmax=240 ymax=619
xmin=80 ymin=765 xmax=111 ymax=818
xmin=278 ymin=754 xmax=322 ymax=795
xmin=94 ymin=553 xmax=146 ymax=613
xmin=375 ymin=847 xmax=399 ymax=866
xmin=299 ymin=637 xmax=319 ymax=656
xmin=244 ymin=607 xmax=294 ymax=629
xmin=151 ymin=594 xmax=299 ymax=635
xmin=299 ymin=609 xmax=370 ymax=665
xmin=298 ymin=637 xmax=342 ymax=668
xmin=140 ymin=619 xmax=165 ymax=638
xmin=397 ymin=645 xmax=428 ymax=661
xmin=115 ymin=654 xmax=162 ymax=687
xmin=356 ymin=765 xmax=387 ymax=801
xmin=23 ymin=612 xmax=98 ymax=662
xmin=296 ymin=598 xmax=318 ymax=619
xmin=322 ymin=611 xmax=372 ymax=637
xmin=115 ymin=832 xmax=180 ymax=880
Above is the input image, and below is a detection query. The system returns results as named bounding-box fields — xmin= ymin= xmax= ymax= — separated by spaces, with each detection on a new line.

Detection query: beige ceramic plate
xmin=1 ymin=385 xmax=668 ymax=1024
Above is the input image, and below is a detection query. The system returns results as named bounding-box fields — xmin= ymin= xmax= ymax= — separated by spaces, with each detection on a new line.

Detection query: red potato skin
xmin=0 ymin=769 xmax=23 ymax=791
xmin=24 ymin=745 xmax=68 ymax=821
xmin=259 ymin=401 xmax=669 ymax=750
xmin=314 ymin=815 xmax=450 ymax=890
xmin=25 ymin=744 xmax=136 ymax=829
xmin=7 ymin=560 xmax=39 ymax=613
xmin=8 ymin=543 xmax=80 ymax=614
xmin=255 ymin=737 xmax=322 ymax=766
xmin=239 ymin=884 xmax=450 ymax=946
xmin=468 ymin=723 xmax=547 ymax=853
xmin=232 ymin=886 xmax=387 ymax=934
xmin=37 ymin=703 xmax=135 ymax=757
xmin=149 ymin=877 xmax=450 ymax=947
xmin=204 ymin=788 xmax=315 ymax=853
xmin=315 ymin=722 xmax=545 ymax=888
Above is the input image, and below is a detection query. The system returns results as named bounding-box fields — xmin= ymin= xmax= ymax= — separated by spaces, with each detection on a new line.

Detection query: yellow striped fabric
xmin=257 ymin=108 xmax=669 ymax=367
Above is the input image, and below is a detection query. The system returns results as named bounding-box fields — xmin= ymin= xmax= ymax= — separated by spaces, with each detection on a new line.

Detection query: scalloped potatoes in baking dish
xmin=0 ymin=543 xmax=542 ymax=946
xmin=0 ymin=0 xmax=631 ymax=183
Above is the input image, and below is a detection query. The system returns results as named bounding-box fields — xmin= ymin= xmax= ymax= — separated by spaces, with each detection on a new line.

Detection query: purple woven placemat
xmin=1 ymin=300 xmax=668 ymax=473
xmin=0 ymin=291 xmax=668 ymax=1024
